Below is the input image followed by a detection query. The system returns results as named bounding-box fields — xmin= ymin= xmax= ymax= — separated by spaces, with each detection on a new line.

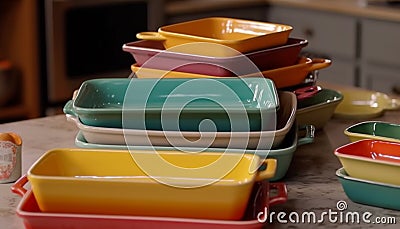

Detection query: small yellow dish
xmin=333 ymin=88 xmax=400 ymax=119
xmin=26 ymin=148 xmax=276 ymax=219
xmin=136 ymin=17 xmax=293 ymax=57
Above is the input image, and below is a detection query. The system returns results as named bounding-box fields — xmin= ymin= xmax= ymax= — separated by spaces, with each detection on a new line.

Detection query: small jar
xmin=0 ymin=132 xmax=22 ymax=183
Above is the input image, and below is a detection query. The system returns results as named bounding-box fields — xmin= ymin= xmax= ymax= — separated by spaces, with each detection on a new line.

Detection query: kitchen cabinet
xmin=266 ymin=5 xmax=358 ymax=86
xmin=0 ymin=0 xmax=41 ymax=121
xmin=360 ymin=18 xmax=400 ymax=95
xmin=166 ymin=3 xmax=267 ymax=24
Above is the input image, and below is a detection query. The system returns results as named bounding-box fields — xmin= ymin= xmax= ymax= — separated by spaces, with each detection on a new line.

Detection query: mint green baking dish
xmin=75 ymin=121 xmax=314 ymax=181
xmin=64 ymin=78 xmax=279 ymax=132
xmin=336 ymin=167 xmax=400 ymax=210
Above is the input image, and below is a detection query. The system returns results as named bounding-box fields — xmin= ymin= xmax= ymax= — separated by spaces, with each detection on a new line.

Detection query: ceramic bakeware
xmin=243 ymin=58 xmax=331 ymax=89
xmin=334 ymin=139 xmax=400 ymax=186
xmin=296 ymin=88 xmax=343 ymax=130
xmin=344 ymin=121 xmax=400 ymax=143
xmin=131 ymin=57 xmax=331 ymax=89
xmin=122 ymin=38 xmax=308 ymax=77
xmin=67 ymin=91 xmax=296 ymax=150
xmin=333 ymin=88 xmax=400 ymax=119
xmin=64 ymin=78 xmax=279 ymax=132
xmin=12 ymin=179 xmax=287 ymax=229
xmin=336 ymin=168 xmax=400 ymax=210
xmin=136 ymin=17 xmax=293 ymax=57
xmin=20 ymin=149 xmax=277 ymax=219
xmin=74 ymin=121 xmax=315 ymax=182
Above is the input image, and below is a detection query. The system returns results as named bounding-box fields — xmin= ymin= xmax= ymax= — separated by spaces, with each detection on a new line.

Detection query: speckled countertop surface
xmin=166 ymin=0 xmax=400 ymax=22
xmin=0 ymin=84 xmax=399 ymax=228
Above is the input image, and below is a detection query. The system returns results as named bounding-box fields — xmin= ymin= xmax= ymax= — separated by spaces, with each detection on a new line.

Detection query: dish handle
xmin=136 ymin=32 xmax=166 ymax=41
xmin=11 ymin=175 xmax=28 ymax=197
xmin=63 ymin=100 xmax=78 ymax=118
xmin=297 ymin=125 xmax=315 ymax=146
xmin=255 ymin=159 xmax=277 ymax=181
xmin=308 ymin=58 xmax=332 ymax=72
xmin=385 ymin=98 xmax=400 ymax=110
xmin=269 ymin=183 xmax=288 ymax=206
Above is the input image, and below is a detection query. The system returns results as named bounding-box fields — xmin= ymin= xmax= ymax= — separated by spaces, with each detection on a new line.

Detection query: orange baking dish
xmin=136 ymin=17 xmax=293 ymax=57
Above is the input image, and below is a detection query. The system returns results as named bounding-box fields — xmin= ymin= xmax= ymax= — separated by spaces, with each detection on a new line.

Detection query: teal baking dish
xmin=75 ymin=121 xmax=315 ymax=181
xmin=296 ymin=88 xmax=343 ymax=130
xmin=64 ymin=78 xmax=279 ymax=132
xmin=336 ymin=168 xmax=400 ymax=210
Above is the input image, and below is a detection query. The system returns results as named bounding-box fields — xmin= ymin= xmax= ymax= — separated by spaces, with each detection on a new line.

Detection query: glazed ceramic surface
xmin=136 ymin=17 xmax=293 ymax=57
xmin=12 ymin=179 xmax=287 ymax=229
xmin=67 ymin=91 xmax=296 ymax=150
xmin=336 ymin=168 xmax=400 ymax=210
xmin=334 ymin=139 xmax=400 ymax=186
xmin=64 ymin=78 xmax=279 ymax=132
xmin=333 ymin=88 xmax=400 ymax=119
xmin=75 ymin=120 xmax=314 ymax=181
xmin=296 ymin=88 xmax=343 ymax=130
xmin=132 ymin=57 xmax=331 ymax=89
xmin=344 ymin=121 xmax=400 ymax=143
xmin=25 ymin=148 xmax=277 ymax=219
xmin=123 ymin=38 xmax=308 ymax=77
xmin=243 ymin=58 xmax=331 ymax=89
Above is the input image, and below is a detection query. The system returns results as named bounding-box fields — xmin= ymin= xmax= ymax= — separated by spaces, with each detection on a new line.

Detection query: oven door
xmin=43 ymin=0 xmax=164 ymax=105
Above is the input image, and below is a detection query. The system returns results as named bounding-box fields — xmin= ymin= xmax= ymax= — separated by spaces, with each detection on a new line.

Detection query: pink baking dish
xmin=12 ymin=177 xmax=287 ymax=229
xmin=122 ymin=38 xmax=308 ymax=77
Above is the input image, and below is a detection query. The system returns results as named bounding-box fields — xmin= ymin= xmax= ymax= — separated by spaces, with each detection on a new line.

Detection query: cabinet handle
xmin=303 ymin=27 xmax=314 ymax=39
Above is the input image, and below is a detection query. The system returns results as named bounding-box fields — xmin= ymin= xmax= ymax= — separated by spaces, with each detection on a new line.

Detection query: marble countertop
xmin=1 ymin=90 xmax=400 ymax=228
xmin=165 ymin=0 xmax=400 ymax=22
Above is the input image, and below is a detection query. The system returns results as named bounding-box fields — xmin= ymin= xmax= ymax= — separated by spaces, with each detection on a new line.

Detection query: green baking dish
xmin=344 ymin=121 xmax=400 ymax=143
xmin=64 ymin=78 xmax=279 ymax=132
xmin=296 ymin=88 xmax=343 ymax=130
xmin=75 ymin=121 xmax=315 ymax=181
xmin=336 ymin=167 xmax=400 ymax=210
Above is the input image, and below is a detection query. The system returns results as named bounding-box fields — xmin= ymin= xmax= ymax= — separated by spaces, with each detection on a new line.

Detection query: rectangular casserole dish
xmin=74 ymin=120 xmax=315 ymax=181
xmin=24 ymin=148 xmax=277 ymax=219
xmin=67 ymin=91 xmax=295 ymax=150
xmin=336 ymin=167 xmax=400 ymax=210
xmin=122 ymin=38 xmax=308 ymax=77
xmin=296 ymin=88 xmax=343 ymax=130
xmin=334 ymin=139 xmax=400 ymax=186
xmin=344 ymin=121 xmax=400 ymax=143
xmin=136 ymin=17 xmax=293 ymax=57
xmin=64 ymin=78 xmax=279 ymax=132
xmin=12 ymin=179 xmax=287 ymax=229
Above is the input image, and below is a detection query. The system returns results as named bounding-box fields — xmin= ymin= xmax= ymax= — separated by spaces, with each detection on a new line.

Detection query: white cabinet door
xmin=361 ymin=63 xmax=400 ymax=95
xmin=266 ymin=5 xmax=357 ymax=59
xmin=361 ymin=18 xmax=400 ymax=67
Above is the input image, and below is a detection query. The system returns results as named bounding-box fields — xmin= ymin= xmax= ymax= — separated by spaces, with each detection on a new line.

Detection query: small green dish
xmin=336 ymin=168 xmax=400 ymax=210
xmin=344 ymin=121 xmax=400 ymax=143
xmin=64 ymin=78 xmax=279 ymax=132
xmin=296 ymin=88 xmax=343 ymax=130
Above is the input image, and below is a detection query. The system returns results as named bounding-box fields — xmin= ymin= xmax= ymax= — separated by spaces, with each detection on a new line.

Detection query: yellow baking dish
xmin=26 ymin=148 xmax=276 ymax=219
xmin=136 ymin=17 xmax=293 ymax=57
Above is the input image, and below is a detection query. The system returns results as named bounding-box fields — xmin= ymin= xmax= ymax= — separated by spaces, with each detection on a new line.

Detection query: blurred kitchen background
xmin=0 ymin=0 xmax=399 ymax=123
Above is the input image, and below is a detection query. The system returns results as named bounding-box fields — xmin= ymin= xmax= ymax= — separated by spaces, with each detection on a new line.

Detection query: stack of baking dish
xmin=14 ymin=17 xmax=333 ymax=229
xmin=334 ymin=121 xmax=400 ymax=210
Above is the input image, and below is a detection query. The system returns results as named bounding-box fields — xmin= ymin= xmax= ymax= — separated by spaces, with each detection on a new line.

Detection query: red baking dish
xmin=122 ymin=38 xmax=308 ymax=77
xmin=12 ymin=178 xmax=287 ymax=229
